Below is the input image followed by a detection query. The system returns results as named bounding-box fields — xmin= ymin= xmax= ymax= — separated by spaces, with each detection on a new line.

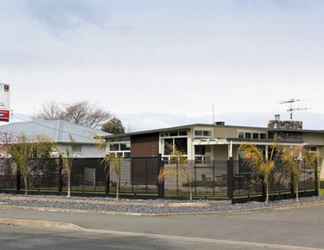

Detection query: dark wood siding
xmin=131 ymin=133 xmax=159 ymax=157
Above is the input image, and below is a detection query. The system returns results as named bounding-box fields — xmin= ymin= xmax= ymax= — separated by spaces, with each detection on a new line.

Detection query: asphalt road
xmin=0 ymin=225 xmax=313 ymax=250
xmin=1 ymin=205 xmax=324 ymax=249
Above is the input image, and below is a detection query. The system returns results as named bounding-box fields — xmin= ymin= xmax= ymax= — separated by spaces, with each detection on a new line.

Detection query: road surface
xmin=1 ymin=205 xmax=324 ymax=249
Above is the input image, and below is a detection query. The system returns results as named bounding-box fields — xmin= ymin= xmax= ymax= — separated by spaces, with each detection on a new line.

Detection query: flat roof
xmin=105 ymin=122 xmax=324 ymax=140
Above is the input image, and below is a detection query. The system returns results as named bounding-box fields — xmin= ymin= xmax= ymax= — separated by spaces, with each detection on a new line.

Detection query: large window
xmin=175 ymin=138 xmax=188 ymax=154
xmin=194 ymin=130 xmax=211 ymax=137
xmin=238 ymin=131 xmax=267 ymax=140
xmin=108 ymin=142 xmax=131 ymax=158
xmin=163 ymin=138 xmax=188 ymax=155
xmin=253 ymin=133 xmax=259 ymax=139
xmin=245 ymin=133 xmax=251 ymax=139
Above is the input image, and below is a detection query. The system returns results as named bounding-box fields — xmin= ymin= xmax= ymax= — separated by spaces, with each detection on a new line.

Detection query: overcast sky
xmin=1 ymin=1 xmax=324 ymax=130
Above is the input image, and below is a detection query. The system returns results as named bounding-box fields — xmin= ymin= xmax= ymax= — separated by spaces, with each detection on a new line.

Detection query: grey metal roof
xmin=0 ymin=120 xmax=110 ymax=144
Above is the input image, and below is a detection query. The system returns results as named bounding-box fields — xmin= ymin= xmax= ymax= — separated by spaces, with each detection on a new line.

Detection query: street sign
xmin=0 ymin=83 xmax=10 ymax=122
xmin=0 ymin=109 xmax=10 ymax=122
xmin=0 ymin=83 xmax=10 ymax=108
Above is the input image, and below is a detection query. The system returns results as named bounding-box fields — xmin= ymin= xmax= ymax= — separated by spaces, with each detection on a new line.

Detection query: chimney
xmin=215 ymin=121 xmax=225 ymax=126
xmin=275 ymin=114 xmax=280 ymax=121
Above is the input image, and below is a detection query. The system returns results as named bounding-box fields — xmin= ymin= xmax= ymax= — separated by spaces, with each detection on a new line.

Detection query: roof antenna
xmin=280 ymin=98 xmax=309 ymax=120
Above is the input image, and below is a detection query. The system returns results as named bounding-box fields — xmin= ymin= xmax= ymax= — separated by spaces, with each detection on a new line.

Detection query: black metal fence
xmin=162 ymin=160 xmax=228 ymax=199
xmin=0 ymin=157 xmax=319 ymax=202
xmin=231 ymin=159 xmax=319 ymax=203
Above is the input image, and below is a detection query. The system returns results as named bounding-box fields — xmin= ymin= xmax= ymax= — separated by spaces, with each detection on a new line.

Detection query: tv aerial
xmin=280 ymin=98 xmax=308 ymax=120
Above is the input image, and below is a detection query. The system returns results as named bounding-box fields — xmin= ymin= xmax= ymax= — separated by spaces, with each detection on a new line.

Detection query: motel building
xmin=105 ymin=118 xmax=324 ymax=179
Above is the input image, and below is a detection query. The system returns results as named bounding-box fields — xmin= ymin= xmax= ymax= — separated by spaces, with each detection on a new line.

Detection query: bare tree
xmin=35 ymin=101 xmax=111 ymax=129
xmin=35 ymin=102 xmax=65 ymax=120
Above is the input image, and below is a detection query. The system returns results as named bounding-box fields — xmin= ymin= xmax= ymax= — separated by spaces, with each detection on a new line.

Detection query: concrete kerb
xmin=1 ymin=200 xmax=324 ymax=217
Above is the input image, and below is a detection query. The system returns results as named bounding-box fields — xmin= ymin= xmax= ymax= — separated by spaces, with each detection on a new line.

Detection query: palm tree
xmin=159 ymin=149 xmax=194 ymax=201
xmin=95 ymin=137 xmax=111 ymax=195
xmin=303 ymin=149 xmax=321 ymax=198
xmin=101 ymin=155 xmax=111 ymax=195
xmin=108 ymin=154 xmax=123 ymax=200
xmin=62 ymin=148 xmax=73 ymax=198
xmin=239 ymin=144 xmax=277 ymax=204
xmin=282 ymin=146 xmax=319 ymax=202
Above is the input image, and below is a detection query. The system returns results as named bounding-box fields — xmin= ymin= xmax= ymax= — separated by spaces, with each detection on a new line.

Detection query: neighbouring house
xmin=0 ymin=120 xmax=109 ymax=158
xmin=105 ymin=117 xmax=324 ymax=180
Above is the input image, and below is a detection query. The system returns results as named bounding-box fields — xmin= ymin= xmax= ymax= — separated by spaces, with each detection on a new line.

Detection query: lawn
xmin=321 ymin=189 xmax=324 ymax=196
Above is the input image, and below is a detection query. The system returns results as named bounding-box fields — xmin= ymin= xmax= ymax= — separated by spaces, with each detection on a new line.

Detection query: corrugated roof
xmin=0 ymin=120 xmax=109 ymax=144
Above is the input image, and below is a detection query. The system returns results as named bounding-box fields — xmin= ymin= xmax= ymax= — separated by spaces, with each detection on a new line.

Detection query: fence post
xmin=58 ymin=157 xmax=63 ymax=193
xmin=227 ymin=158 xmax=234 ymax=201
xmin=16 ymin=169 xmax=21 ymax=193
xmin=212 ymin=160 xmax=216 ymax=196
xmin=105 ymin=163 xmax=110 ymax=196
xmin=315 ymin=162 xmax=319 ymax=196
xmin=157 ymin=155 xmax=165 ymax=198
xmin=145 ymin=159 xmax=148 ymax=193
xmin=290 ymin=173 xmax=295 ymax=198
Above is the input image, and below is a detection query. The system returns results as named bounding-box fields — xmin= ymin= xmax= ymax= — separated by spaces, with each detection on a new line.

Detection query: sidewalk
xmin=0 ymin=193 xmax=323 ymax=216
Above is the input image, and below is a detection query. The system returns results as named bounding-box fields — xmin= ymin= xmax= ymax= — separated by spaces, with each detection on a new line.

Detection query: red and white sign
xmin=0 ymin=83 xmax=10 ymax=109
xmin=0 ymin=83 xmax=10 ymax=122
xmin=0 ymin=109 xmax=10 ymax=122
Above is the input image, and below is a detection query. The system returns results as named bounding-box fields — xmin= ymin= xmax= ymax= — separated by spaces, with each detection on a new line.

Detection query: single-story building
xmin=0 ymin=120 xmax=109 ymax=158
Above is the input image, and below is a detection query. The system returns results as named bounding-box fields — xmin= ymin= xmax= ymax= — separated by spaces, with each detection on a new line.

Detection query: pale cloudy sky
xmin=1 ymin=1 xmax=324 ymax=130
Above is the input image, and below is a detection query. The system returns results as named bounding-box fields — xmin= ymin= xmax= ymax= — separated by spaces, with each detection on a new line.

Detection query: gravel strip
xmin=0 ymin=194 xmax=323 ymax=215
